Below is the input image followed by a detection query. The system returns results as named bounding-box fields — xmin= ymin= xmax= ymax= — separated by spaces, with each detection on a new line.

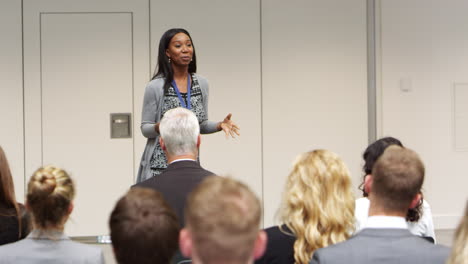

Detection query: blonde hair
xmin=27 ymin=166 xmax=75 ymax=229
xmin=279 ymin=149 xmax=355 ymax=264
xmin=446 ymin=200 xmax=468 ymax=264
xmin=185 ymin=176 xmax=261 ymax=264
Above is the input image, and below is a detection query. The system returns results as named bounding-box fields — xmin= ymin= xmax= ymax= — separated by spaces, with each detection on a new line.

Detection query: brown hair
xmin=372 ymin=146 xmax=425 ymax=212
xmin=185 ymin=176 xmax=261 ymax=264
xmin=27 ymin=166 xmax=75 ymax=229
xmin=109 ymin=187 xmax=180 ymax=264
xmin=359 ymin=137 xmax=423 ymax=222
xmin=0 ymin=146 xmax=22 ymax=238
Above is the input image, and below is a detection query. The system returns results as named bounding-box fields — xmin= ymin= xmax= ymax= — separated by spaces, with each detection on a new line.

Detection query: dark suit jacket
xmin=310 ymin=228 xmax=450 ymax=264
xmin=133 ymin=160 xmax=214 ymax=227
xmin=255 ymin=225 xmax=296 ymax=264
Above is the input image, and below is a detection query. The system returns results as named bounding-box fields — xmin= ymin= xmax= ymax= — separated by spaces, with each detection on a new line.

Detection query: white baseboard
xmin=433 ymin=214 xmax=463 ymax=229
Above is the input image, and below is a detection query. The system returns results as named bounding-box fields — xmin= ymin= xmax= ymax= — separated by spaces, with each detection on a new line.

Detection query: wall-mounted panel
xmin=378 ymin=0 xmax=468 ymax=228
xmin=0 ymin=0 xmax=24 ymax=202
xmin=262 ymin=0 xmax=368 ymax=227
xmin=149 ymin=0 xmax=262 ymax=201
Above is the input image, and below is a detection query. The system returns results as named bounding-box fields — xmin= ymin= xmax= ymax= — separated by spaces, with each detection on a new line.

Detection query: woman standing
xmin=0 ymin=146 xmax=30 ymax=245
xmin=0 ymin=166 xmax=104 ymax=263
xmin=256 ymin=150 xmax=355 ymax=264
xmin=137 ymin=28 xmax=239 ymax=182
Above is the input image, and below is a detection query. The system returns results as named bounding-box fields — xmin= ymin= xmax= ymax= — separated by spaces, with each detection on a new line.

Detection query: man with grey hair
xmin=134 ymin=107 xmax=214 ymax=228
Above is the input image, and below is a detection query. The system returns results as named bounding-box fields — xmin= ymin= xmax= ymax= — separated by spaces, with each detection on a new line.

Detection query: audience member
xmin=256 ymin=149 xmax=355 ymax=264
xmin=109 ymin=187 xmax=179 ymax=264
xmin=0 ymin=166 xmax=104 ymax=264
xmin=180 ymin=176 xmax=266 ymax=264
xmin=446 ymin=200 xmax=468 ymax=264
xmin=134 ymin=107 xmax=214 ymax=228
xmin=310 ymin=146 xmax=450 ymax=264
xmin=355 ymin=137 xmax=436 ymax=241
xmin=0 ymin=146 xmax=30 ymax=245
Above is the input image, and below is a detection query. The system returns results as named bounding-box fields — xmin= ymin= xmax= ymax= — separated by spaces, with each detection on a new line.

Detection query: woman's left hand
xmin=217 ymin=113 xmax=240 ymax=139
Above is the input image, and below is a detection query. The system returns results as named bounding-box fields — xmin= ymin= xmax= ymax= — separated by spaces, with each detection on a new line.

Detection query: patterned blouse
xmin=149 ymin=74 xmax=207 ymax=176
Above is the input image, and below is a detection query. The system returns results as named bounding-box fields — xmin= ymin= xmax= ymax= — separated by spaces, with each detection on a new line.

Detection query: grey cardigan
xmin=0 ymin=230 xmax=104 ymax=264
xmin=137 ymin=74 xmax=218 ymax=182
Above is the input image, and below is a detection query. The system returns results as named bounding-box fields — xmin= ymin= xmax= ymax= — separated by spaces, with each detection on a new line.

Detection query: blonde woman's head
xmin=446 ymin=200 xmax=468 ymax=264
xmin=27 ymin=166 xmax=75 ymax=229
xmin=280 ymin=149 xmax=355 ymax=264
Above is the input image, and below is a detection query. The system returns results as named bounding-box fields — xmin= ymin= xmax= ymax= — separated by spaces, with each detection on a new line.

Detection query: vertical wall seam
xmin=367 ymin=0 xmax=377 ymax=143
xmin=21 ymin=0 xmax=26 ymax=197
xmin=148 ymin=0 xmax=152 ymax=79
xmin=39 ymin=13 xmax=43 ymax=165
xmin=131 ymin=12 xmax=135 ymax=182
xmin=259 ymin=0 xmax=265 ymax=228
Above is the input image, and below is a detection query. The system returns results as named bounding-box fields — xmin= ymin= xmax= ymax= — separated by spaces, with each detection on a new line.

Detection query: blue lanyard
xmin=171 ymin=74 xmax=191 ymax=110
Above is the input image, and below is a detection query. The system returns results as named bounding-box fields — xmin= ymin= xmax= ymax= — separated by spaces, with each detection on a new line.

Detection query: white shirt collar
xmin=366 ymin=216 xmax=408 ymax=229
xmin=169 ymin=158 xmax=196 ymax=164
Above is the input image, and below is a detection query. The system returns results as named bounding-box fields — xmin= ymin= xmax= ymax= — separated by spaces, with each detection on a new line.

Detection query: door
xmin=23 ymin=0 xmax=149 ymax=236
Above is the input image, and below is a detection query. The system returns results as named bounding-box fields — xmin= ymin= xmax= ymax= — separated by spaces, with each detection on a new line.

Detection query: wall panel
xmin=378 ymin=0 xmax=468 ymax=228
xmin=23 ymin=0 xmax=149 ymax=236
xmin=0 ymin=0 xmax=24 ymax=202
xmin=262 ymin=0 xmax=368 ymax=226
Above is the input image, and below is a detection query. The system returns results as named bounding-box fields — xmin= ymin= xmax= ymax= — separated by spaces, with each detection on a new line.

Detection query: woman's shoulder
xmin=264 ymin=225 xmax=295 ymax=240
xmin=64 ymin=240 xmax=104 ymax=259
xmin=147 ymin=77 xmax=165 ymax=89
xmin=193 ymin=73 xmax=209 ymax=88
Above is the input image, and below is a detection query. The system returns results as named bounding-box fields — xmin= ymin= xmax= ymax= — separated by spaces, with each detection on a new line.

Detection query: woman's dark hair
xmin=359 ymin=137 xmax=423 ymax=222
xmin=153 ymin=28 xmax=197 ymax=93
xmin=0 ymin=146 xmax=23 ymax=238
xmin=362 ymin=137 xmax=403 ymax=180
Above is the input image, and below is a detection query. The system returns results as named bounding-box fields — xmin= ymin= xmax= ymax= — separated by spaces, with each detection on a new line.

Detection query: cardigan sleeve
xmin=140 ymin=79 xmax=164 ymax=138
xmin=197 ymin=75 xmax=219 ymax=134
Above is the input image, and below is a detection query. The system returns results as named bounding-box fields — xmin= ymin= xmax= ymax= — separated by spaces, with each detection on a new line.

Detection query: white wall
xmin=0 ymin=0 xmax=25 ymax=202
xmin=261 ymin=0 xmax=368 ymax=226
xmin=377 ymin=0 xmax=468 ymax=228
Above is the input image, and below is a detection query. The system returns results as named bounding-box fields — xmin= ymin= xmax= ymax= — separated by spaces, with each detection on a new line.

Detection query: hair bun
xmin=35 ymin=173 xmax=57 ymax=196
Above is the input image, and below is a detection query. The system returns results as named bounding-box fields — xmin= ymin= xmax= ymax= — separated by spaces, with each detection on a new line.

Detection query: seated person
xmin=0 ymin=146 xmax=30 ymax=245
xmin=446 ymin=200 xmax=468 ymax=264
xmin=311 ymin=146 xmax=450 ymax=264
xmin=355 ymin=137 xmax=435 ymax=241
xmin=0 ymin=166 xmax=104 ymax=264
xmin=256 ymin=149 xmax=355 ymax=264
xmin=179 ymin=176 xmax=266 ymax=264
xmin=109 ymin=187 xmax=179 ymax=264
xmin=134 ymin=107 xmax=214 ymax=228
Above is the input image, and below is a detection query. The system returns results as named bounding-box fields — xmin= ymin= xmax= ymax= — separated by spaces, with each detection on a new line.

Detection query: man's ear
xmin=68 ymin=202 xmax=74 ymax=215
xmin=196 ymin=135 xmax=201 ymax=148
xmin=364 ymin=174 xmax=373 ymax=195
xmin=179 ymin=228 xmax=193 ymax=258
xmin=159 ymin=137 xmax=166 ymax=151
xmin=253 ymin=230 xmax=267 ymax=260
xmin=409 ymin=192 xmax=422 ymax=209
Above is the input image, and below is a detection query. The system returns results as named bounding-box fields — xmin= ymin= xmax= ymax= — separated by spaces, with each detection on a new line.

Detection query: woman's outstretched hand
xmin=217 ymin=113 xmax=240 ymax=139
